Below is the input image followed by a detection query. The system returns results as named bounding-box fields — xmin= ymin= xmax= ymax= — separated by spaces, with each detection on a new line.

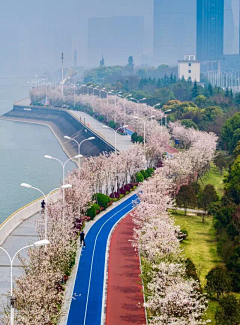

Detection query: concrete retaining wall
xmin=0 ymin=191 xmax=59 ymax=245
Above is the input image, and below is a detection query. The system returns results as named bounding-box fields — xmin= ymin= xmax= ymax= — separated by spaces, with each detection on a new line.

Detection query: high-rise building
xmin=88 ymin=16 xmax=144 ymax=66
xmin=224 ymin=0 xmax=239 ymax=55
xmin=197 ymin=0 xmax=224 ymax=61
xmin=154 ymin=0 xmax=196 ymax=66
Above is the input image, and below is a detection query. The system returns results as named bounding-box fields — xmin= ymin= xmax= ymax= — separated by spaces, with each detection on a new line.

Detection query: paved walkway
xmin=69 ymin=110 xmax=133 ymax=152
xmin=0 ymin=213 xmax=40 ymax=315
xmin=66 ymin=194 xmax=138 ymax=325
xmin=106 ymin=212 xmax=146 ymax=325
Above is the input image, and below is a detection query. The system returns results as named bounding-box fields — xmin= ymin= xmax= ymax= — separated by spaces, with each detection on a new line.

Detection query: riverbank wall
xmin=1 ymin=101 xmax=114 ymax=160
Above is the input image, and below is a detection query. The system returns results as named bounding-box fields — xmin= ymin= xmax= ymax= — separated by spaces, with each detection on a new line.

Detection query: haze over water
xmin=0 ymin=77 xmax=75 ymax=224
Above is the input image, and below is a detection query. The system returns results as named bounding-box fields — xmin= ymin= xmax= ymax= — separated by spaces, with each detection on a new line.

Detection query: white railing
xmin=0 ymin=191 xmax=60 ymax=245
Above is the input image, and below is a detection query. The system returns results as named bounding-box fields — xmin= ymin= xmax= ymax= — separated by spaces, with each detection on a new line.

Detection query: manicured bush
xmin=119 ymin=188 xmax=126 ymax=196
xmin=131 ymin=132 xmax=138 ymax=143
xmin=124 ymin=185 xmax=131 ymax=192
xmin=137 ymin=135 xmax=143 ymax=143
xmin=126 ymin=191 xmax=130 ymax=195
xmin=108 ymin=120 xmax=117 ymax=129
xmin=127 ymin=183 xmax=133 ymax=189
xmin=119 ymin=194 xmax=124 ymax=199
xmin=146 ymin=168 xmax=154 ymax=177
xmin=86 ymin=206 xmax=97 ymax=220
xmin=112 ymin=198 xmax=118 ymax=202
xmin=133 ymin=185 xmax=137 ymax=190
xmin=136 ymin=172 xmax=144 ymax=183
xmin=114 ymin=192 xmax=120 ymax=199
xmin=95 ymin=193 xmax=110 ymax=208
xmin=141 ymin=170 xmax=149 ymax=179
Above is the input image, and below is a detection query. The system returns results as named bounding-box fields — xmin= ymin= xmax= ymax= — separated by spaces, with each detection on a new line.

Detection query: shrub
xmin=137 ymin=135 xmax=143 ymax=143
xmin=95 ymin=193 xmax=110 ymax=208
xmin=127 ymin=183 xmax=133 ymax=189
xmin=136 ymin=172 xmax=144 ymax=183
xmin=215 ymin=294 xmax=240 ymax=325
xmin=133 ymin=185 xmax=137 ymax=190
xmin=146 ymin=168 xmax=154 ymax=177
xmin=131 ymin=132 xmax=138 ymax=143
xmin=114 ymin=192 xmax=120 ymax=199
xmin=119 ymin=188 xmax=126 ymax=196
xmin=185 ymin=258 xmax=200 ymax=283
xmin=124 ymin=185 xmax=131 ymax=192
xmin=141 ymin=170 xmax=149 ymax=179
xmin=205 ymin=266 xmax=232 ymax=298
xmin=108 ymin=120 xmax=117 ymax=129
xmin=86 ymin=206 xmax=96 ymax=220
xmin=119 ymin=194 xmax=124 ymax=199
xmin=112 ymin=198 xmax=118 ymax=202
xmin=126 ymin=191 xmax=130 ymax=195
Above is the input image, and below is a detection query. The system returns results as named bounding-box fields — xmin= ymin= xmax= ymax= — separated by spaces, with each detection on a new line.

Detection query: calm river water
xmin=0 ymin=76 xmax=75 ymax=224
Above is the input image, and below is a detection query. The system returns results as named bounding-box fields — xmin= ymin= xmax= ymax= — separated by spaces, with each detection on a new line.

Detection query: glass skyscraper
xmin=197 ymin=0 xmax=224 ymax=61
xmin=154 ymin=0 xmax=196 ymax=66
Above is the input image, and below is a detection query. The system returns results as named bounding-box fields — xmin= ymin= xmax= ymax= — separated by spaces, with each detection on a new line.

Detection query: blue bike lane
xmin=67 ymin=194 xmax=138 ymax=325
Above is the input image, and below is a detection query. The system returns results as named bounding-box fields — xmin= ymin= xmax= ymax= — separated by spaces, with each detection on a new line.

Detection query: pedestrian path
xmin=69 ymin=110 xmax=133 ymax=151
xmin=66 ymin=194 xmax=138 ymax=325
xmin=0 ymin=213 xmax=40 ymax=315
xmin=106 ymin=212 xmax=146 ymax=325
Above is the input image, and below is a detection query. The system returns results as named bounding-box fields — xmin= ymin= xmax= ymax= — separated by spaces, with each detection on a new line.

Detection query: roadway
xmin=66 ymin=194 xmax=138 ymax=325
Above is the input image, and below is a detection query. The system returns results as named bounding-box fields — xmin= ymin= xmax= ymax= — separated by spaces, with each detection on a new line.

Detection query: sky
xmin=0 ymin=0 xmax=153 ymax=76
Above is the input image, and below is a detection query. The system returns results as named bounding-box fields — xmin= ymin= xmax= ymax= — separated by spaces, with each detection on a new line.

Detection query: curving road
xmin=67 ymin=194 xmax=138 ymax=325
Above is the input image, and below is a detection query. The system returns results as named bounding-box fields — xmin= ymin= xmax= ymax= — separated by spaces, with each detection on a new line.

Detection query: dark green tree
xmin=205 ymin=266 xmax=232 ymax=299
xmin=215 ymin=294 xmax=240 ymax=325
xmin=191 ymin=81 xmax=199 ymax=98
xmin=176 ymin=185 xmax=197 ymax=215
xmin=198 ymin=184 xmax=219 ymax=213
xmin=214 ymin=153 xmax=229 ymax=175
xmin=126 ymin=56 xmax=134 ymax=73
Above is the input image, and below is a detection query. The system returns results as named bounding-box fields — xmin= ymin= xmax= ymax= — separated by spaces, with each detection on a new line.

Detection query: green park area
xmin=199 ymin=164 xmax=227 ymax=198
xmin=173 ymin=212 xmax=221 ymax=324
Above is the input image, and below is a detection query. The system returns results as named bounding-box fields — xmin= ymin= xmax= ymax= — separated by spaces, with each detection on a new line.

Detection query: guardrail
xmin=0 ymin=191 xmax=60 ymax=245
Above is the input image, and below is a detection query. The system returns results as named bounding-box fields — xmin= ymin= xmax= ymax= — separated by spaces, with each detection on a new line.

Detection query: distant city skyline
xmin=154 ymin=0 xmax=196 ymax=66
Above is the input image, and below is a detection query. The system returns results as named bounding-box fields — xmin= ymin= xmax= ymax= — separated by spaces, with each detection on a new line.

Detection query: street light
xmin=123 ymin=94 xmax=132 ymax=126
xmin=20 ymin=183 xmax=71 ymax=240
xmin=103 ymin=125 xmax=128 ymax=154
xmin=64 ymin=136 xmax=95 ymax=172
xmin=44 ymin=155 xmax=81 ymax=206
xmin=164 ymin=109 xmax=172 ymax=127
xmin=131 ymin=97 xmax=146 ymax=116
xmin=0 ymin=239 xmax=50 ymax=325
xmin=133 ymin=116 xmax=146 ymax=153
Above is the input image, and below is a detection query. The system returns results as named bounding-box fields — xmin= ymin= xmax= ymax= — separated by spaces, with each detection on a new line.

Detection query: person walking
xmin=41 ymin=199 xmax=45 ymax=211
xmin=80 ymin=230 xmax=86 ymax=247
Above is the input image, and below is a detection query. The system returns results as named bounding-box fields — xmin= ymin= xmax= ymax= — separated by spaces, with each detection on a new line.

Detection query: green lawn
xmin=173 ymin=212 xmax=222 ymax=285
xmin=173 ymin=212 xmax=223 ymax=324
xmin=199 ymin=164 xmax=226 ymax=198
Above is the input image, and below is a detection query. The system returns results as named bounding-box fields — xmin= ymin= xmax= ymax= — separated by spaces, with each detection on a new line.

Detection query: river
xmin=0 ymin=76 xmax=75 ymax=224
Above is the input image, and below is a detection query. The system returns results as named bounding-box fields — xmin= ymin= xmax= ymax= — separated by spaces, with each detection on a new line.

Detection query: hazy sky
xmin=0 ymin=0 xmax=153 ymax=76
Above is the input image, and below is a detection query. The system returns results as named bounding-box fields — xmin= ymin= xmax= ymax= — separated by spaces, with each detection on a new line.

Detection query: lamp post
xmin=61 ymin=52 xmax=64 ymax=96
xmin=0 ymin=239 xmax=50 ymax=325
xmin=131 ymin=97 xmax=146 ymax=116
xmin=93 ymin=86 xmax=99 ymax=97
xmin=20 ymin=184 xmax=72 ymax=241
xmin=103 ymin=125 xmax=128 ymax=154
xmin=44 ymin=154 xmax=82 ymax=205
xmin=164 ymin=109 xmax=172 ymax=127
xmin=64 ymin=136 xmax=95 ymax=173
xmin=123 ymin=94 xmax=132 ymax=126
xmin=133 ymin=116 xmax=146 ymax=154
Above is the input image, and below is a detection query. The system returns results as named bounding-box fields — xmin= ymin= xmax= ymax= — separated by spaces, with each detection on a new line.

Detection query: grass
xmin=173 ymin=212 xmax=222 ymax=286
xmin=173 ymin=212 xmax=223 ymax=324
xmin=199 ymin=164 xmax=227 ymax=198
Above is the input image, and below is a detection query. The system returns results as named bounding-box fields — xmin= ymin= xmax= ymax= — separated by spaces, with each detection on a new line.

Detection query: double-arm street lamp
xmin=64 ymin=136 xmax=95 ymax=173
xmin=131 ymin=97 xmax=146 ymax=116
xmin=0 ymin=239 xmax=50 ymax=325
xmin=133 ymin=116 xmax=155 ymax=154
xmin=103 ymin=125 xmax=128 ymax=154
xmin=44 ymin=154 xmax=82 ymax=205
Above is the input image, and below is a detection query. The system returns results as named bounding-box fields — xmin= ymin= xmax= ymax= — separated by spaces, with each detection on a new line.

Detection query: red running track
xmin=106 ymin=213 xmax=146 ymax=325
